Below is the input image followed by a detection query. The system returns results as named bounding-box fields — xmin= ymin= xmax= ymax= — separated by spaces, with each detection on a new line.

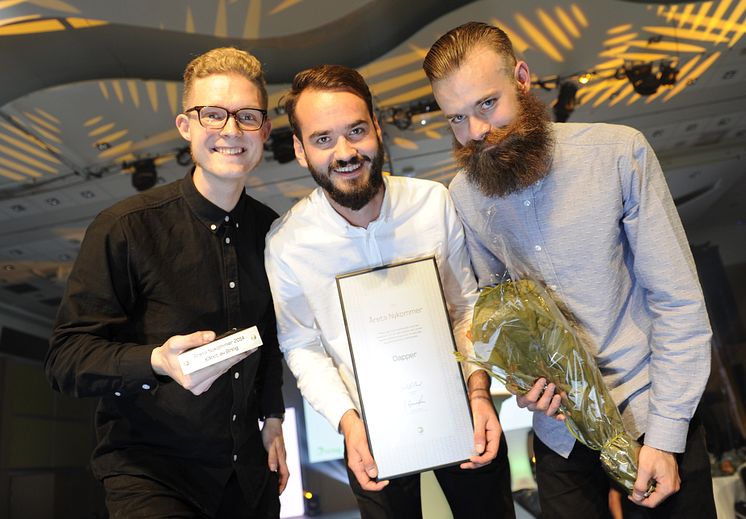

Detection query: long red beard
xmin=454 ymin=90 xmax=554 ymax=198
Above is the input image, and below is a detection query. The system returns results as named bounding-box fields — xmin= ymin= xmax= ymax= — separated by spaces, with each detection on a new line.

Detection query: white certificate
xmin=336 ymin=256 xmax=474 ymax=479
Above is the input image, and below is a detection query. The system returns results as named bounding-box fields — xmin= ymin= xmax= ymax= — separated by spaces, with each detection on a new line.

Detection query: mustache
xmin=455 ymin=109 xmax=547 ymax=158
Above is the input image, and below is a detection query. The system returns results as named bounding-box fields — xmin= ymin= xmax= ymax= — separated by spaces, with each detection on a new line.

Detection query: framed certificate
xmin=336 ymin=256 xmax=474 ymax=479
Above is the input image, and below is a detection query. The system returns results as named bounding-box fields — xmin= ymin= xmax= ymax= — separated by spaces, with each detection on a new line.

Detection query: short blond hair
xmin=182 ymin=47 xmax=268 ymax=110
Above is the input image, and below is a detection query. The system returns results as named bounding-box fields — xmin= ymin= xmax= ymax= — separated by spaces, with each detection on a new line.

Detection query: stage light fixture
xmin=625 ymin=63 xmax=660 ymax=95
xmin=659 ymin=61 xmax=679 ymax=86
xmin=391 ymin=108 xmax=412 ymax=130
xmin=131 ymin=158 xmax=157 ymax=192
xmin=553 ymin=82 xmax=578 ymax=123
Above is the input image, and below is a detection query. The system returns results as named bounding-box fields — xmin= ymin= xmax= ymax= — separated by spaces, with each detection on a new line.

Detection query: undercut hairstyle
xmin=182 ymin=47 xmax=268 ymax=110
xmin=284 ymin=64 xmax=375 ymax=139
xmin=423 ymin=21 xmax=517 ymax=82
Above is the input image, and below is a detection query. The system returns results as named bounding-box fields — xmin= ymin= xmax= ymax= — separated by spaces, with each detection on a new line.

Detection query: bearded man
xmin=424 ymin=21 xmax=716 ymax=519
xmin=265 ymin=64 xmax=515 ymax=518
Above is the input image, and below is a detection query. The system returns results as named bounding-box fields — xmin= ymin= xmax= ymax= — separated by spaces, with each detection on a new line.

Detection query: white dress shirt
xmin=265 ymin=175 xmax=479 ymax=430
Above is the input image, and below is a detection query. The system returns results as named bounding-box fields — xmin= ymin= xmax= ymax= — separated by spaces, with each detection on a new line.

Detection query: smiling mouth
xmin=212 ymin=146 xmax=246 ymax=155
xmin=333 ymin=162 xmax=364 ymax=175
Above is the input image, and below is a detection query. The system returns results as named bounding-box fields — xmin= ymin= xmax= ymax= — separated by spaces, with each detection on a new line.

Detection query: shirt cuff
xmin=118 ymin=344 xmax=160 ymax=393
xmin=642 ymin=413 xmax=690 ymax=453
xmin=324 ymin=395 xmax=359 ymax=433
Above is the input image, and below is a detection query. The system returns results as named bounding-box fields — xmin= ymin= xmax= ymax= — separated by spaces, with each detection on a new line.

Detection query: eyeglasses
xmin=184 ymin=105 xmax=267 ymax=131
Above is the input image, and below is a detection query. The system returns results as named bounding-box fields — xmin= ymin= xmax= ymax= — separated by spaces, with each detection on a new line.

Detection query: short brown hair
xmin=182 ymin=47 xmax=268 ymax=110
xmin=284 ymin=64 xmax=375 ymax=139
xmin=423 ymin=22 xmax=517 ymax=82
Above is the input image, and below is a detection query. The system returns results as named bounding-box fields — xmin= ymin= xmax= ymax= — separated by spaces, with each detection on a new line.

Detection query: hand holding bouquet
xmin=461 ymin=278 xmax=641 ymax=494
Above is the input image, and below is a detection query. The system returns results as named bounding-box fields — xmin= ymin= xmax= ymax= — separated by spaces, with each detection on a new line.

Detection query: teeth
xmin=335 ymin=163 xmax=361 ymax=173
xmin=214 ymin=147 xmax=244 ymax=155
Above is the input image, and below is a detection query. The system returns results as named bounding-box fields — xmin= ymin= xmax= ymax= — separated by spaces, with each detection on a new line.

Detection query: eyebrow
xmin=307 ymin=119 xmax=369 ymax=140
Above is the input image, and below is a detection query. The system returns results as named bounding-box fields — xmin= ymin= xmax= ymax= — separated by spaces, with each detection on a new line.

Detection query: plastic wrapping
xmin=462 ymin=277 xmax=640 ymax=494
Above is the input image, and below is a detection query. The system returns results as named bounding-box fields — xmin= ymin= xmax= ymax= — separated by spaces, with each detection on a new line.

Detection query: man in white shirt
xmin=265 ymin=64 xmax=515 ymax=518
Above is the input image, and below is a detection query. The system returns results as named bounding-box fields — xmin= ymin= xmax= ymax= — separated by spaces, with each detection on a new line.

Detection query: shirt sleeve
xmin=265 ymin=234 xmax=356 ymax=431
xmin=45 ymin=211 xmax=159 ymax=398
xmin=439 ymin=188 xmax=482 ymax=382
xmin=619 ymin=130 xmax=712 ymax=452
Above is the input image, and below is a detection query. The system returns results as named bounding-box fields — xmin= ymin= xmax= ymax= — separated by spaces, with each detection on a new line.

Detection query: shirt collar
xmin=180 ymin=169 xmax=246 ymax=233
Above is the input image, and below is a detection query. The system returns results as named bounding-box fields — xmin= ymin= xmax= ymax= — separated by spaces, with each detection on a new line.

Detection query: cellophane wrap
xmin=463 ymin=278 xmax=640 ymax=493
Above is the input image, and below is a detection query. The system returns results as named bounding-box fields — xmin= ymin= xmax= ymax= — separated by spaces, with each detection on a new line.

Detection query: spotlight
xmin=553 ymin=82 xmax=578 ymax=123
xmin=130 ymin=158 xmax=157 ymax=191
xmin=391 ymin=108 xmax=412 ymax=130
xmin=578 ymin=73 xmax=592 ymax=85
xmin=625 ymin=63 xmax=659 ymax=95
xmin=659 ymin=61 xmax=679 ymax=86
xmin=176 ymin=146 xmax=192 ymax=166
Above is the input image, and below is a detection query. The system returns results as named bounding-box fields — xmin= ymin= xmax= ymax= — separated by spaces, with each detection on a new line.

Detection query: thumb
xmin=364 ymin=460 xmax=378 ymax=479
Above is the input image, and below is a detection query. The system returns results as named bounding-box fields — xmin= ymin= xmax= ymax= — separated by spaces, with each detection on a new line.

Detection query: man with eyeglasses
xmin=45 ymin=47 xmax=287 ymax=518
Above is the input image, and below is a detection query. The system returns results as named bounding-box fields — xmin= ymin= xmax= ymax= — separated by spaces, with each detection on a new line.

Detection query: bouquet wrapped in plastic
xmin=461 ymin=276 xmax=641 ymax=494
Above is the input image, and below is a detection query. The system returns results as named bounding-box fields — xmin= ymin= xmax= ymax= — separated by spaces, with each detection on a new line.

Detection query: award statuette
xmin=336 ymin=256 xmax=474 ymax=479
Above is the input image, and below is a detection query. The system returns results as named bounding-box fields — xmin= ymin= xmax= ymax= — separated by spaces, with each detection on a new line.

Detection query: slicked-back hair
xmin=284 ymin=64 xmax=375 ymax=139
xmin=182 ymin=47 xmax=268 ymax=110
xmin=423 ymin=21 xmax=517 ymax=82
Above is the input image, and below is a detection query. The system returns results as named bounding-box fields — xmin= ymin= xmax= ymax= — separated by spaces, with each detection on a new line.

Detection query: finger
xmin=535 ymin=383 xmax=556 ymax=411
xmin=525 ymin=378 xmax=547 ymax=402
xmin=267 ymin=442 xmax=279 ymax=473
xmin=277 ymin=458 xmax=290 ymax=494
xmin=472 ymin=418 xmax=487 ymax=456
xmin=172 ymin=330 xmax=216 ymax=351
xmin=546 ymin=394 xmax=562 ymax=417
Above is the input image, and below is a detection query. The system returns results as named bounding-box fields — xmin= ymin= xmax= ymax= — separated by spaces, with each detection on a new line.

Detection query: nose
xmin=333 ymin=136 xmax=357 ymax=161
xmin=219 ymin=115 xmax=243 ymax=136
xmin=468 ymin=117 xmax=490 ymax=142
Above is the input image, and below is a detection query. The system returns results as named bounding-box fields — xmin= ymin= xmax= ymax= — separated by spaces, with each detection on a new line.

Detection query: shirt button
xmin=233 ymin=454 xmax=238 ymax=462
xmin=236 ymin=223 xmax=239 ymax=229
xmin=524 ymin=200 xmax=531 ymax=207
xmin=225 ymin=216 xmax=230 ymax=222
xmin=229 ymin=281 xmax=236 ymax=289
xmin=232 ymin=414 xmax=237 ymax=422
xmin=142 ymin=383 xmax=151 ymax=390
xmin=225 ymin=237 xmax=231 ymax=244
xmin=234 ymin=372 xmax=240 ymax=379
xmin=534 ymin=245 xmax=542 ymax=251
xmin=114 ymin=391 xmax=122 ymax=397
xmin=210 ymin=224 xmax=217 ymax=231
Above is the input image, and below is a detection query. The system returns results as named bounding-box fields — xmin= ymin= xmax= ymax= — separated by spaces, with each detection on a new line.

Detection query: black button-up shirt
xmin=45 ymin=171 xmax=284 ymax=514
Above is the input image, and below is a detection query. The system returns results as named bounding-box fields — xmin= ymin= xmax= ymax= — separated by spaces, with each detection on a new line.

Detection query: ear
xmin=176 ymin=113 xmax=191 ymax=141
xmin=293 ymin=135 xmax=308 ymax=169
xmin=514 ymin=61 xmax=531 ymax=94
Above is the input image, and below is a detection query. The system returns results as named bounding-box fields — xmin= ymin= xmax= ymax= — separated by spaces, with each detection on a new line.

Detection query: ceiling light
xmin=554 ymin=82 xmax=578 ymax=123
xmin=130 ymin=158 xmax=157 ymax=192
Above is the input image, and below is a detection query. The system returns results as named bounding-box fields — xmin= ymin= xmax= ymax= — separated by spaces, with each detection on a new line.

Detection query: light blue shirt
xmin=449 ymin=122 xmax=711 ymax=456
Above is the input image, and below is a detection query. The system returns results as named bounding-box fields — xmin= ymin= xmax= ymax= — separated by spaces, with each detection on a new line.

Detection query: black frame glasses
xmin=184 ymin=105 xmax=267 ymax=131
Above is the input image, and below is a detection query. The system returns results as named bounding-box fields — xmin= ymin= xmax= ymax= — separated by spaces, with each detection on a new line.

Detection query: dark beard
xmin=308 ymin=141 xmax=385 ymax=211
xmin=454 ymin=90 xmax=554 ymax=198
